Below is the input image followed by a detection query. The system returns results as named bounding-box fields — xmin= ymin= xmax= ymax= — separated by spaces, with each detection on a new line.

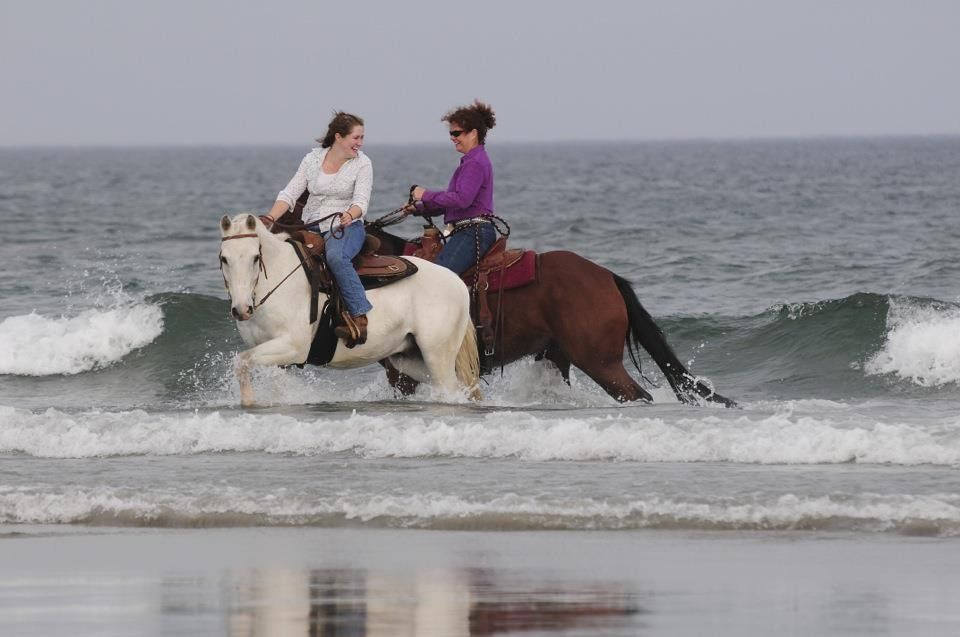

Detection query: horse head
xmin=219 ymin=213 xmax=265 ymax=321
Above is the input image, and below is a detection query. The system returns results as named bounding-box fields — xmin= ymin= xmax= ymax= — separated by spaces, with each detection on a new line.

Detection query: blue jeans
xmin=436 ymin=222 xmax=498 ymax=275
xmin=325 ymin=222 xmax=373 ymax=316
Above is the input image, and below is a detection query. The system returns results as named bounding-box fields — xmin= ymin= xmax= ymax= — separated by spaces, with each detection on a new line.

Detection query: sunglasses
xmin=449 ymin=130 xmax=467 ymax=138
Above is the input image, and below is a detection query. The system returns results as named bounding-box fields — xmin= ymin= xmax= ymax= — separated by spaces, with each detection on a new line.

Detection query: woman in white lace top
xmin=263 ymin=112 xmax=374 ymax=346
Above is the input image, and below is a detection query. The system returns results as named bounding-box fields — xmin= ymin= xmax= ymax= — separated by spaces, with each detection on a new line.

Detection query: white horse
xmin=218 ymin=213 xmax=480 ymax=406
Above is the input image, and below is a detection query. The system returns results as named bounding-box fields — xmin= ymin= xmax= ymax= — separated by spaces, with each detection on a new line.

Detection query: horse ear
xmin=220 ymin=215 xmax=232 ymax=234
xmin=246 ymin=214 xmax=257 ymax=231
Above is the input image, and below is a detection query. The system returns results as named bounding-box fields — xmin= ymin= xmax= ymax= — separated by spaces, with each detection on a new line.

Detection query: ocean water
xmin=2 ymin=139 xmax=960 ymax=537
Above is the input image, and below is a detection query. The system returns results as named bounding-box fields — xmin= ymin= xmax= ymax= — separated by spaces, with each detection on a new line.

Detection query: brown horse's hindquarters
xmin=488 ymin=251 xmax=653 ymax=402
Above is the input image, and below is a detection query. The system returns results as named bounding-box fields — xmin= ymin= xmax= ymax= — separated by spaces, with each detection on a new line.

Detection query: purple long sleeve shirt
xmin=421 ymin=145 xmax=494 ymax=224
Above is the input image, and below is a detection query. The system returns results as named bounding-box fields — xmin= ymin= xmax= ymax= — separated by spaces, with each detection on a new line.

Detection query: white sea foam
xmin=2 ymin=404 xmax=959 ymax=465
xmin=865 ymin=300 xmax=960 ymax=387
xmin=217 ymin=357 xmax=682 ymax=409
xmin=2 ymin=486 xmax=958 ymax=533
xmin=0 ymin=303 xmax=163 ymax=376
xmin=191 ymin=355 xmax=678 ymax=412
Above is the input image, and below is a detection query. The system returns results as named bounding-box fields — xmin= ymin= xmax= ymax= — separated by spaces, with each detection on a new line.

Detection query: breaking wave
xmin=2 ymin=405 xmax=959 ymax=465
xmin=0 ymin=303 xmax=163 ymax=376
xmin=2 ymin=486 xmax=957 ymax=536
xmin=864 ymin=298 xmax=960 ymax=387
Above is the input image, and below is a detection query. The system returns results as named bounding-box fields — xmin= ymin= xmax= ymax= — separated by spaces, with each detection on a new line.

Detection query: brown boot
xmin=352 ymin=314 xmax=368 ymax=346
xmin=334 ymin=312 xmax=368 ymax=348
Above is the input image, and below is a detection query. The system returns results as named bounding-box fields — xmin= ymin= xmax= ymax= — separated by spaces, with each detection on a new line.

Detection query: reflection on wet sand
xmin=222 ymin=566 xmax=639 ymax=636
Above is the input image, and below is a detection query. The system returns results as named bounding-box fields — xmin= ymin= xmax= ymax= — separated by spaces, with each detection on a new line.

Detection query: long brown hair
xmin=317 ymin=111 xmax=364 ymax=148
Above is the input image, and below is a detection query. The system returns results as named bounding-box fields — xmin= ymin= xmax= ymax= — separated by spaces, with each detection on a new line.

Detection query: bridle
xmin=220 ymin=232 xmax=303 ymax=311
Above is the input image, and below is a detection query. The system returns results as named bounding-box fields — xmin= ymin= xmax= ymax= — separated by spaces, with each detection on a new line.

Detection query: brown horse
xmin=367 ymin=225 xmax=735 ymax=407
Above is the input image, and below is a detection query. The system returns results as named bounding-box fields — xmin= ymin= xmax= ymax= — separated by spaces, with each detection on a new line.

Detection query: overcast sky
xmin=3 ymin=0 xmax=959 ymax=146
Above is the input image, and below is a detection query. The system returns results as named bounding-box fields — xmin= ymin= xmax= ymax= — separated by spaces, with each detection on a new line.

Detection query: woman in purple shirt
xmin=408 ymin=100 xmax=498 ymax=274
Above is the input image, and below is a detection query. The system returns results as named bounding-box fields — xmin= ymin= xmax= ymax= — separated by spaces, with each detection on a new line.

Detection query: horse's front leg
xmin=235 ymin=336 xmax=307 ymax=407
xmin=236 ymin=353 xmax=255 ymax=407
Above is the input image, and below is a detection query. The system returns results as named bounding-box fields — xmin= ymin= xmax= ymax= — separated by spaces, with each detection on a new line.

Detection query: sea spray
xmin=865 ymin=299 xmax=960 ymax=387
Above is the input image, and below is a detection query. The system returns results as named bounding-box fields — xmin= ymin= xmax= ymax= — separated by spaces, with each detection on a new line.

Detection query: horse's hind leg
xmin=380 ymin=360 xmax=420 ymax=397
xmin=537 ymin=344 xmax=571 ymax=385
xmin=550 ymin=304 xmax=652 ymax=402
xmin=385 ymin=344 xmax=460 ymax=397
xmin=420 ymin=347 xmax=462 ymax=396
xmin=577 ymin=361 xmax=653 ymax=403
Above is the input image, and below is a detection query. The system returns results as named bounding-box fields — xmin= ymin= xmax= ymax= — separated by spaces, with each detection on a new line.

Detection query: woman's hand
xmin=411 ymin=186 xmax=426 ymax=201
xmin=338 ymin=211 xmax=355 ymax=226
xmin=402 ymin=201 xmax=427 ymax=216
xmin=259 ymin=214 xmax=276 ymax=228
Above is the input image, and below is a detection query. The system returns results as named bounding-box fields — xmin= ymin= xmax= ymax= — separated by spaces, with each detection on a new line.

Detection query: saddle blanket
xmin=471 ymin=250 xmax=538 ymax=290
xmin=404 ymin=244 xmax=539 ymax=290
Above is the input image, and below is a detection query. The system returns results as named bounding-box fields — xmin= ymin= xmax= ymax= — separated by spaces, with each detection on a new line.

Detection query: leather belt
xmin=445 ymin=216 xmax=493 ymax=236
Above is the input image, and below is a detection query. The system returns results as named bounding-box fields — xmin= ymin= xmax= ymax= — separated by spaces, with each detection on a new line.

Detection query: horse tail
xmin=455 ymin=321 xmax=482 ymax=400
xmin=612 ymin=274 xmax=736 ymax=408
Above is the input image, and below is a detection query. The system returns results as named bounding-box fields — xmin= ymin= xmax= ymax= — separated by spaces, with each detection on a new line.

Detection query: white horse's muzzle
xmin=231 ymin=304 xmax=254 ymax=321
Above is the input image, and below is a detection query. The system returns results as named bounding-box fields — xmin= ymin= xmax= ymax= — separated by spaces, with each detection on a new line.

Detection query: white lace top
xmin=276 ymin=148 xmax=373 ymax=225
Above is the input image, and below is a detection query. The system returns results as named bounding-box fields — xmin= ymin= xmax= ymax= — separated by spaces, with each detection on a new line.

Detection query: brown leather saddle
xmin=286 ymin=230 xmax=417 ymax=322
xmin=290 ymin=229 xmax=413 ymax=276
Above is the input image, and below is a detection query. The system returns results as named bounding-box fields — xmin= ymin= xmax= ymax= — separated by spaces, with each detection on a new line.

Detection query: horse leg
xmin=236 ymin=353 xmax=255 ymax=407
xmin=538 ymin=273 xmax=652 ymax=402
xmin=380 ymin=360 xmax=420 ymax=397
xmin=410 ymin=320 xmax=472 ymax=398
xmin=235 ymin=337 xmax=307 ymax=407
xmin=541 ymin=344 xmax=571 ymax=385
xmin=576 ymin=361 xmax=653 ymax=402
xmin=551 ymin=325 xmax=653 ymax=403
xmin=420 ymin=346 xmax=463 ymax=397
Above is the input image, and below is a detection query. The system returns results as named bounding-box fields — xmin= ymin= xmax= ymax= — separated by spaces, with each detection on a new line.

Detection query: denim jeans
xmin=436 ymin=222 xmax=498 ymax=275
xmin=325 ymin=222 xmax=373 ymax=316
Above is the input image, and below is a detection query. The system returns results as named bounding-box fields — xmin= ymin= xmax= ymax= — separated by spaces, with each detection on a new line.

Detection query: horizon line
xmin=2 ymin=132 xmax=959 ymax=151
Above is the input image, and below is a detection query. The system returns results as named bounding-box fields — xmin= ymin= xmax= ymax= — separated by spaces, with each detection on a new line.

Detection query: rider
xmin=264 ymin=112 xmax=373 ymax=347
xmin=406 ymin=100 xmax=498 ymax=274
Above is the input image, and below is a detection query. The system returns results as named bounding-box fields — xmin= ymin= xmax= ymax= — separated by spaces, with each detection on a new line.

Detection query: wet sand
xmin=1 ymin=527 xmax=960 ymax=636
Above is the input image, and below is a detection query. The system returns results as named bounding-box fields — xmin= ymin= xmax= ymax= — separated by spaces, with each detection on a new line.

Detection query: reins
xmin=365 ymin=206 xmax=410 ymax=230
xmin=262 ymin=212 xmax=345 ymax=238
xmin=254 ymin=261 xmax=305 ymax=308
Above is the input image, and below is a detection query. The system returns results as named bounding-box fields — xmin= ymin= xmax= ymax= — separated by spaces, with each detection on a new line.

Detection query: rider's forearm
xmin=266 ymin=201 xmax=290 ymax=220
